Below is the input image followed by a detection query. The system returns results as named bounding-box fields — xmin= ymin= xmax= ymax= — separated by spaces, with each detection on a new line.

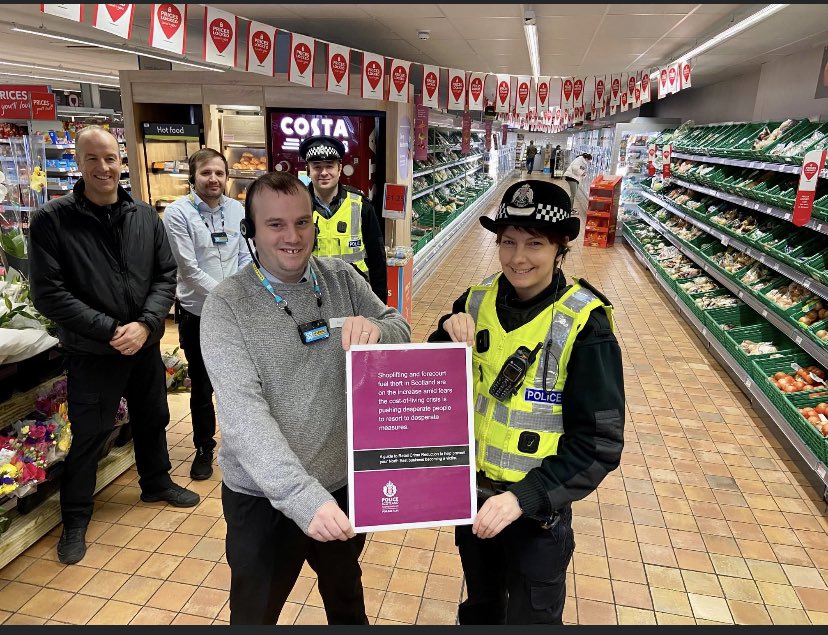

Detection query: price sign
xmin=745 ymin=378 xmax=752 ymax=389
xmin=759 ymin=254 xmax=766 ymax=264
xmin=761 ymin=309 xmax=767 ymax=317
xmin=721 ymin=236 xmax=730 ymax=247
xmin=738 ymin=290 xmax=744 ymax=299
xmin=802 ymin=279 xmax=812 ymax=290
xmin=662 ymin=144 xmax=672 ymax=178
xmin=792 ymin=149 xmax=828 ymax=226
xmin=794 ymin=335 xmax=803 ymax=345
xmin=382 ymin=183 xmax=408 ymax=220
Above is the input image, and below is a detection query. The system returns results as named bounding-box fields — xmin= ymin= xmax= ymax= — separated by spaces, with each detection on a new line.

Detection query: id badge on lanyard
xmin=211 ymin=232 xmax=228 ymax=245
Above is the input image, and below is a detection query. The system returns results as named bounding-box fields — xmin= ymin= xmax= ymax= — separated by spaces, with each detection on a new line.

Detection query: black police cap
xmin=480 ymin=179 xmax=580 ymax=241
xmin=299 ymin=135 xmax=346 ymax=162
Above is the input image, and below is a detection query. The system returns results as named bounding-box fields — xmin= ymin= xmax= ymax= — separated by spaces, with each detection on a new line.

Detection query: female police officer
xmin=428 ymin=180 xmax=625 ymax=625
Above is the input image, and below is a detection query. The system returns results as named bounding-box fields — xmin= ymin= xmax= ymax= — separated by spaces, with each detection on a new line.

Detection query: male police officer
xmin=299 ymin=135 xmax=387 ymax=303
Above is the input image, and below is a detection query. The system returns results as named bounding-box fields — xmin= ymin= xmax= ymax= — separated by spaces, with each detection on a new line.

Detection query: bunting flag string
xmin=39 ymin=4 xmax=697 ymax=119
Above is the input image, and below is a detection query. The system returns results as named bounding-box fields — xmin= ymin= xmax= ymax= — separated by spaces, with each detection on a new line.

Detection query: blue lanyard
xmin=252 ymin=263 xmax=322 ymax=316
xmin=189 ymin=194 xmax=225 ymax=233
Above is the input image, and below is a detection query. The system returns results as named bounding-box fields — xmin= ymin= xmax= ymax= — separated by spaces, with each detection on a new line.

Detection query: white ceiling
xmin=0 ymin=3 xmax=826 ymax=101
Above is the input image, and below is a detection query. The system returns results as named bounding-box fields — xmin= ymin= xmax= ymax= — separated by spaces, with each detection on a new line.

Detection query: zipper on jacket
xmin=115 ymin=222 xmax=138 ymax=317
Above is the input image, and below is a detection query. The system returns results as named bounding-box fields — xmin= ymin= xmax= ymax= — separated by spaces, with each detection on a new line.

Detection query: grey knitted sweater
xmin=200 ymin=256 xmax=411 ymax=532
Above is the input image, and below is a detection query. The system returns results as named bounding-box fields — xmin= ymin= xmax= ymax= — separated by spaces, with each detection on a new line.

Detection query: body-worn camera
xmin=489 ymin=344 xmax=541 ymax=401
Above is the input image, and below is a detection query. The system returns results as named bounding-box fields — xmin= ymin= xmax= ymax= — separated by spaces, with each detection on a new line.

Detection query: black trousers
xmin=456 ymin=504 xmax=574 ymax=625
xmin=222 ymin=483 xmax=368 ymax=625
xmin=62 ymin=343 xmax=174 ymax=529
xmin=177 ymin=307 xmax=216 ymax=452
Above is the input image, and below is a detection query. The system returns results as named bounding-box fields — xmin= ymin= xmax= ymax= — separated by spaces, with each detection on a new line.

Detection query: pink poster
xmin=414 ymin=97 xmax=429 ymax=161
xmin=346 ymin=343 xmax=476 ymax=532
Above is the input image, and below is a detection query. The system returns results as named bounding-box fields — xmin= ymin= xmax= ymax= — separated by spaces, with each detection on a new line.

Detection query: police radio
xmin=489 ymin=343 xmax=542 ymax=402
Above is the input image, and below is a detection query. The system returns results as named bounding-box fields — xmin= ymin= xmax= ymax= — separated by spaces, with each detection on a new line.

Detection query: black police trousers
xmin=177 ymin=307 xmax=216 ymax=453
xmin=62 ymin=344 xmax=175 ymax=529
xmin=222 ymin=484 xmax=368 ymax=625
xmin=456 ymin=505 xmax=574 ymax=624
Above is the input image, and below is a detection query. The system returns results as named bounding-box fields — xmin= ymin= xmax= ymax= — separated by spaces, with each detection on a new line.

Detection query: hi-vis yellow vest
xmin=466 ymin=274 xmax=615 ymax=483
xmin=313 ymin=190 xmax=369 ymax=274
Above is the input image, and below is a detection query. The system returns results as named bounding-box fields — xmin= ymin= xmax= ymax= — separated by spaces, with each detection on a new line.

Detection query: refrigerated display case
xmin=610 ymin=121 xmax=678 ymax=217
xmin=570 ymin=126 xmax=615 ymax=202
xmin=141 ymin=122 xmax=202 ymax=214
xmin=0 ymin=135 xmax=46 ymax=277
xmin=219 ymin=112 xmax=267 ymax=206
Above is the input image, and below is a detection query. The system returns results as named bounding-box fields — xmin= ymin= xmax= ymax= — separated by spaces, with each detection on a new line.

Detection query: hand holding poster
xmin=347 ymin=343 xmax=476 ymax=532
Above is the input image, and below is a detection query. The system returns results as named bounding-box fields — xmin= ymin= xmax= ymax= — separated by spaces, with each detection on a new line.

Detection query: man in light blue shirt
xmin=162 ymin=148 xmax=251 ymax=480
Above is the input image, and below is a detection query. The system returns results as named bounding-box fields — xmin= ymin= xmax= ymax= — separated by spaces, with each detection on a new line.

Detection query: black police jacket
xmin=28 ymin=180 xmax=177 ymax=356
xmin=428 ymin=270 xmax=625 ymax=516
xmin=308 ymin=182 xmax=388 ymax=303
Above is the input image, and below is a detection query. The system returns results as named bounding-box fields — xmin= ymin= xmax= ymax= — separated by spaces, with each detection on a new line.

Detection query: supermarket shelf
xmin=46 ymin=169 xmax=81 ymax=176
xmin=413 ymin=182 xmax=499 ymax=293
xmin=639 ymin=189 xmax=828 ymax=303
xmin=0 ymin=205 xmax=36 ymax=212
xmin=228 ymin=169 xmax=266 ymax=179
xmin=414 ymin=155 xmax=482 ymax=178
xmin=632 ymin=202 xmax=828 ymax=368
xmin=622 ymin=229 xmax=828 ymax=492
xmin=670 ymin=176 xmax=827 ymax=235
xmin=412 ymin=172 xmax=469 ymax=200
xmin=672 ymin=151 xmax=828 ymax=179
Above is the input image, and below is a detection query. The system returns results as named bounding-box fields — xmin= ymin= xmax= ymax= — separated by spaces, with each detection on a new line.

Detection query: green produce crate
xmin=724 ymin=123 xmax=777 ymax=159
xmin=751 ymin=352 xmax=825 ymax=403
xmin=708 ymin=125 xmax=755 ymax=157
xmin=688 ymin=288 xmax=735 ymax=322
xmin=761 ymin=120 xmax=815 ymax=159
xmin=766 ymin=121 xmax=828 ymax=163
xmin=809 ymin=318 xmax=828 ymax=347
xmin=724 ymin=323 xmax=798 ymax=368
xmin=704 ymin=304 xmax=764 ymax=347
xmin=412 ymin=230 xmax=433 ymax=255
xmin=738 ymin=121 xmax=788 ymax=160
xmin=777 ymin=392 xmax=828 ymax=467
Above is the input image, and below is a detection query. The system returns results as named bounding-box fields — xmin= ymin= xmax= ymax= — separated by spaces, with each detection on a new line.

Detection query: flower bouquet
xmin=162 ymin=347 xmax=190 ymax=392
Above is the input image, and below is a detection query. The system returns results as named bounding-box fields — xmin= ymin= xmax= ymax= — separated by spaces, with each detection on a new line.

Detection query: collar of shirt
xmin=259 ymin=262 xmax=311 ymax=284
xmin=190 ymin=188 xmax=226 ymax=214
xmin=310 ymin=184 xmax=343 ymax=219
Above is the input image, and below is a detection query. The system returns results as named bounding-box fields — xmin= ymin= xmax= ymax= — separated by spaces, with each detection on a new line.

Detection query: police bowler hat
xmin=299 ymin=135 xmax=346 ymax=163
xmin=480 ymin=179 xmax=580 ymax=241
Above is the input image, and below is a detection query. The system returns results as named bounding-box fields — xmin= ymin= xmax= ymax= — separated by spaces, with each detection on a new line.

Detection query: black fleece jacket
xmin=28 ymin=180 xmax=177 ymax=356
xmin=427 ymin=270 xmax=625 ymax=516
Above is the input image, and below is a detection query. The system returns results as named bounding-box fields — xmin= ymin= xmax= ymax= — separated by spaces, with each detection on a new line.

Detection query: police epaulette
xmin=342 ymin=185 xmax=366 ymax=198
xmin=577 ymin=278 xmax=613 ymax=307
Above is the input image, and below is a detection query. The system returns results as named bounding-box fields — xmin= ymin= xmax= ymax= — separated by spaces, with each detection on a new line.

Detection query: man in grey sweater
xmin=200 ymin=172 xmax=410 ymax=625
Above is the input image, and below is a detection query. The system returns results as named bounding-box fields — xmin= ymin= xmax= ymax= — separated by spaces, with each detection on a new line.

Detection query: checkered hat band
xmin=497 ymin=203 xmax=570 ymax=222
xmin=305 ymin=145 xmax=340 ymax=160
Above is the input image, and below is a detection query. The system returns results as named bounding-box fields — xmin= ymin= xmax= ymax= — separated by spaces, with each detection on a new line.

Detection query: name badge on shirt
xmin=211 ymin=232 xmax=229 ymax=245
xmin=298 ymin=319 xmax=331 ymax=345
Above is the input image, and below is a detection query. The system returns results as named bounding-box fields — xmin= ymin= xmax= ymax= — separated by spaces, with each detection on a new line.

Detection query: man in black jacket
xmin=29 ymin=126 xmax=200 ymax=565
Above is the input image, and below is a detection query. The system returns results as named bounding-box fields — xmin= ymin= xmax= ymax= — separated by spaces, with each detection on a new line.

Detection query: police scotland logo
xmin=381 ymin=481 xmax=399 ymax=514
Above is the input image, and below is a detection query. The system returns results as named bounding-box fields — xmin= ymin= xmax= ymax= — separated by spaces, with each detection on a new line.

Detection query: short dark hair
xmin=582 ymin=153 xmax=593 ymax=160
xmin=495 ymin=225 xmax=569 ymax=247
xmin=188 ymin=148 xmax=228 ymax=185
xmin=245 ymin=171 xmax=312 ymax=222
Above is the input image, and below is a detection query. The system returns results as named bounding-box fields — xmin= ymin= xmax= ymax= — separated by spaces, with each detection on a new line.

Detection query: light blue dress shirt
xmin=162 ymin=189 xmax=252 ymax=315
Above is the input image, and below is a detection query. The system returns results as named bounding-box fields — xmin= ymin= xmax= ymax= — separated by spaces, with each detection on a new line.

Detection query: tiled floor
xmin=2 ymin=174 xmax=828 ymax=625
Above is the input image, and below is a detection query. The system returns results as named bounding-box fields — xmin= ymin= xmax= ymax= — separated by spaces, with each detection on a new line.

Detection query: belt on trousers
xmin=475 ymin=473 xmax=562 ymax=530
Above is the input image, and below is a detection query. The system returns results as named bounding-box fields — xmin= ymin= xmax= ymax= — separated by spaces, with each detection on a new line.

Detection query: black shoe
xmin=190 ymin=447 xmax=214 ymax=481
xmin=57 ymin=526 xmax=87 ymax=565
xmin=141 ymin=483 xmax=201 ymax=508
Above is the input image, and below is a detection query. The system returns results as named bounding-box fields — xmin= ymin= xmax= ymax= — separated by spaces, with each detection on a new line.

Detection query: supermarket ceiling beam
xmin=8 ymin=22 xmax=226 ymax=73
